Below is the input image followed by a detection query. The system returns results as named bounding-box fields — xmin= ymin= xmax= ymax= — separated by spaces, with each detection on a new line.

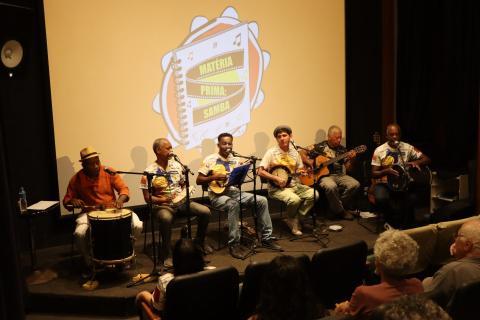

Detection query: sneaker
xmin=261 ymin=239 xmax=284 ymax=251
xmin=285 ymin=218 xmax=303 ymax=236
xmin=229 ymin=243 xmax=245 ymax=260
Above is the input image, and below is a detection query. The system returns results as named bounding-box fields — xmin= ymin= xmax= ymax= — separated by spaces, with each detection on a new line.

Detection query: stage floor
xmin=25 ymin=214 xmax=380 ymax=317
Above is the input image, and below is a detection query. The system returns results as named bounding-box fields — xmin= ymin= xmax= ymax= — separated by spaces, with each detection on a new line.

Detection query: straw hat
xmin=79 ymin=146 xmax=100 ymax=162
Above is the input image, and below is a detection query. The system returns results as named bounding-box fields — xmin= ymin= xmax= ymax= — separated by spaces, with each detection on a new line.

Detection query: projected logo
xmin=152 ymin=7 xmax=270 ymax=149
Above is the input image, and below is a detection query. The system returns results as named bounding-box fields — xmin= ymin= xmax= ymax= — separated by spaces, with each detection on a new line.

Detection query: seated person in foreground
xmin=248 ymin=255 xmax=319 ymax=320
xmin=422 ymin=219 xmax=480 ymax=307
xmin=136 ymin=238 xmax=206 ymax=314
xmin=370 ymin=295 xmax=451 ymax=320
xmin=335 ymin=230 xmax=423 ymax=319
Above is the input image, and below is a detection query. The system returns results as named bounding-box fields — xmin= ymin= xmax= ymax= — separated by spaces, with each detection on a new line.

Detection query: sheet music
xmin=27 ymin=201 xmax=59 ymax=211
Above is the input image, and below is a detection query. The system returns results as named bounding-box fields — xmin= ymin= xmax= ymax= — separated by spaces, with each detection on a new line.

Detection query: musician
xmin=196 ymin=132 xmax=283 ymax=260
xmin=300 ymin=125 xmax=360 ymax=220
xmin=63 ymin=146 xmax=143 ymax=271
xmin=258 ymin=126 xmax=316 ymax=236
xmin=141 ymin=138 xmax=212 ymax=267
xmin=371 ymin=123 xmax=430 ymax=228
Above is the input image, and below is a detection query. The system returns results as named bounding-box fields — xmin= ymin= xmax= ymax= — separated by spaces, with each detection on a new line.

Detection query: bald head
xmin=451 ymin=219 xmax=480 ymax=259
xmin=459 ymin=219 xmax=480 ymax=248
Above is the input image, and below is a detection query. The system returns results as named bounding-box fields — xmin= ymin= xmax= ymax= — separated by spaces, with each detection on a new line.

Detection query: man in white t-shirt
xmin=370 ymin=123 xmax=430 ymax=228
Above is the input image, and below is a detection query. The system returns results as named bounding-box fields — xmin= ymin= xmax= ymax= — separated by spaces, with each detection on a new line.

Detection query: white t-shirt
xmin=371 ymin=141 xmax=422 ymax=168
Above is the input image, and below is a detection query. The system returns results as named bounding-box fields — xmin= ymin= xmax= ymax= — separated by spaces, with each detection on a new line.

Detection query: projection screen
xmin=44 ymin=0 xmax=346 ymax=213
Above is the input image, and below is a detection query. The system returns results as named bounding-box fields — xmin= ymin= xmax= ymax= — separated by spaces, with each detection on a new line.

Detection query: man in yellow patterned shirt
xmin=258 ymin=126 xmax=316 ymax=236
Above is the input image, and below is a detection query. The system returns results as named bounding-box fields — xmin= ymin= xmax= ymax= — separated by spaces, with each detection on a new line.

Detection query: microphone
xmin=392 ymin=141 xmax=400 ymax=148
xmin=104 ymin=167 xmax=117 ymax=175
xmin=230 ymin=150 xmax=239 ymax=157
xmin=171 ymin=153 xmax=181 ymax=162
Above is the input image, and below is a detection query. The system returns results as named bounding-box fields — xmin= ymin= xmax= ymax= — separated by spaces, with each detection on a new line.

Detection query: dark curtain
xmin=0 ymin=115 xmax=26 ymax=319
xmin=396 ymin=0 xmax=480 ymax=172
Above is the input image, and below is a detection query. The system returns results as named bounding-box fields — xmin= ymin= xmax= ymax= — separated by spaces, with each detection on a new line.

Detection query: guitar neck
xmin=323 ymin=152 xmax=349 ymax=167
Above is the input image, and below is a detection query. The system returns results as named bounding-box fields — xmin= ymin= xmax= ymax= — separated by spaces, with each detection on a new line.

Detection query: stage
xmin=24 ymin=213 xmax=380 ymax=318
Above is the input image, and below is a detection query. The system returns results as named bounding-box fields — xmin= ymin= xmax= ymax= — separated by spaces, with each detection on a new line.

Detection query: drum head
xmin=88 ymin=208 xmax=132 ymax=220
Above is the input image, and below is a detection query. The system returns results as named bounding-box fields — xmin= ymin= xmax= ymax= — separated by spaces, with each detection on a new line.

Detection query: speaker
xmin=1 ymin=39 xmax=23 ymax=70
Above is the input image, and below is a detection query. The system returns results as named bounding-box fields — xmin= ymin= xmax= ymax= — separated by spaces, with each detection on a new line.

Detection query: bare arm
xmin=407 ymin=154 xmax=431 ymax=170
xmin=371 ymin=165 xmax=399 ymax=179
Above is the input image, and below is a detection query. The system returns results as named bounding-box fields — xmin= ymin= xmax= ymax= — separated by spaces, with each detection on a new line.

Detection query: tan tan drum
xmin=87 ymin=209 xmax=134 ymax=264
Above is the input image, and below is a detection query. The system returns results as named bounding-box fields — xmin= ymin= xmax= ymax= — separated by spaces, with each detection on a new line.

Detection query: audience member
xmin=422 ymin=219 xmax=480 ymax=307
xmin=370 ymin=295 xmax=451 ymax=320
xmin=136 ymin=238 xmax=205 ymax=313
xmin=248 ymin=255 xmax=318 ymax=320
xmin=334 ymin=230 xmax=422 ymax=318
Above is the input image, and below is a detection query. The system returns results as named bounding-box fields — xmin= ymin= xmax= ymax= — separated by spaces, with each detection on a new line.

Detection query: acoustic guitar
xmin=208 ymin=164 xmax=229 ymax=195
xmin=300 ymin=145 xmax=367 ymax=186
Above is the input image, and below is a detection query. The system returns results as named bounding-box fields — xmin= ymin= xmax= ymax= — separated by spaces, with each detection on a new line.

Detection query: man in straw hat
xmin=63 ymin=146 xmax=143 ymax=274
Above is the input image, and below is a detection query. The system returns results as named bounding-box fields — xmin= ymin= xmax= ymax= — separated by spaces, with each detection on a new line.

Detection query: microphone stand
xmin=113 ymin=169 xmax=161 ymax=288
xmin=231 ymin=151 xmax=259 ymax=259
xmin=172 ymin=155 xmax=194 ymax=239
xmin=288 ymin=143 xmax=329 ymax=247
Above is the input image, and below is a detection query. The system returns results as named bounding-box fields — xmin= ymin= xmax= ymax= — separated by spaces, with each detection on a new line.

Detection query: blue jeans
xmin=210 ymin=188 xmax=273 ymax=245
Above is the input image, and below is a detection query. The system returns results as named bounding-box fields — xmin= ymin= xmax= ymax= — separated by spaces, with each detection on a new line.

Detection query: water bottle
xmin=18 ymin=186 xmax=28 ymax=214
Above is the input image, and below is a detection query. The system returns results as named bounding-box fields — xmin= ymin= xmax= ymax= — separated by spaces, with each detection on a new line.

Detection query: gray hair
xmin=374 ymin=230 xmax=419 ymax=277
xmin=327 ymin=125 xmax=342 ymax=137
xmin=459 ymin=219 xmax=480 ymax=249
xmin=152 ymin=138 xmax=168 ymax=153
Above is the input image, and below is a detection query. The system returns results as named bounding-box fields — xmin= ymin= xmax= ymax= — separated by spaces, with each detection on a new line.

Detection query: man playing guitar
xmin=196 ymin=133 xmax=282 ymax=259
xmin=300 ymin=125 xmax=360 ymax=220
xmin=371 ymin=123 xmax=430 ymax=228
xmin=258 ymin=126 xmax=316 ymax=236
xmin=141 ymin=138 xmax=212 ymax=268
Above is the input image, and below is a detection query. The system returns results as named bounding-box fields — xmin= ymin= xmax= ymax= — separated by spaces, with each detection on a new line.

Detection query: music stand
xmin=228 ymin=163 xmax=258 ymax=259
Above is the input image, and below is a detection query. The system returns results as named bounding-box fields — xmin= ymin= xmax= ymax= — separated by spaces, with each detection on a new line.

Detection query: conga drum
xmin=87 ymin=209 xmax=134 ymax=264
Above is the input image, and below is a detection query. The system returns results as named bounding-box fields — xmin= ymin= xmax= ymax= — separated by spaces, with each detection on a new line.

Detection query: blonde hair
xmin=374 ymin=230 xmax=419 ymax=277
